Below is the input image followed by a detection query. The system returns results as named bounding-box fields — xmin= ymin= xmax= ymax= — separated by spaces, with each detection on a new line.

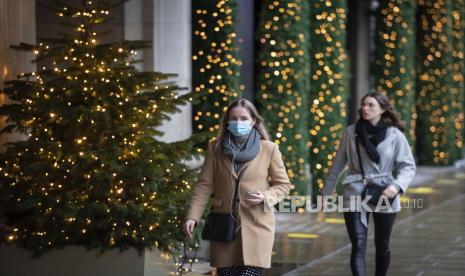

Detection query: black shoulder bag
xmin=201 ymin=177 xmax=240 ymax=242
xmin=356 ymin=137 xmax=395 ymax=206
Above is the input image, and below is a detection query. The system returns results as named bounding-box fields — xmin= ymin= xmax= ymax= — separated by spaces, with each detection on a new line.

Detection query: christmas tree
xmin=0 ymin=0 xmax=201 ymax=258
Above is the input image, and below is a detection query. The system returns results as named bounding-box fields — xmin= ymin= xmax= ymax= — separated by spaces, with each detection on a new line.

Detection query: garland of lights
xmin=416 ymin=0 xmax=464 ymax=165
xmin=255 ymin=0 xmax=311 ymax=195
xmin=373 ymin=0 xmax=417 ymax=148
xmin=449 ymin=0 xmax=465 ymax=162
xmin=191 ymin=0 xmax=242 ymax=145
xmin=309 ymin=0 xmax=350 ymax=196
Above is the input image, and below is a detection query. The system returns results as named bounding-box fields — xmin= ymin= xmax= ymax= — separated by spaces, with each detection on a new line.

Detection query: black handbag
xmin=201 ymin=176 xmax=240 ymax=242
xmin=355 ymin=137 xmax=395 ymax=206
xmin=201 ymin=212 xmax=237 ymax=242
xmin=363 ymin=182 xmax=394 ymax=206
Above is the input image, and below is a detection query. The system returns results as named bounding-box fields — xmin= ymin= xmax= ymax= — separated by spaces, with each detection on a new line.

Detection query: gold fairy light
xmin=416 ymin=0 xmax=464 ymax=164
xmin=256 ymin=0 xmax=311 ymax=194
xmin=192 ymin=0 xmax=241 ymax=140
xmin=309 ymin=0 xmax=349 ymax=192
xmin=374 ymin=0 xmax=417 ymax=148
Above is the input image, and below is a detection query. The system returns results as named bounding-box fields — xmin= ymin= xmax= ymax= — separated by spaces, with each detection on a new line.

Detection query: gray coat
xmin=322 ymin=124 xmax=416 ymax=217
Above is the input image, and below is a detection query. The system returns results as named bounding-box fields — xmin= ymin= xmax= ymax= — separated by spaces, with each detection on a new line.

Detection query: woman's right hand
xmin=184 ymin=219 xmax=197 ymax=239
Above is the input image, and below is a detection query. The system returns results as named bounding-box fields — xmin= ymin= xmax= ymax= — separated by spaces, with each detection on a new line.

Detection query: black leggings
xmin=343 ymin=212 xmax=397 ymax=276
xmin=217 ymin=266 xmax=263 ymax=276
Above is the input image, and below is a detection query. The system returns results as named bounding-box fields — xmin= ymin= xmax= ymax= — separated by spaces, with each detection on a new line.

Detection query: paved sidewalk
xmin=187 ymin=167 xmax=465 ymax=275
xmin=264 ymin=168 xmax=465 ymax=276
xmin=284 ymin=193 xmax=465 ymax=276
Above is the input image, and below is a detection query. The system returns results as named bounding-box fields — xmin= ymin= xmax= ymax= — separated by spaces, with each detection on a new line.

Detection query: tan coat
xmin=186 ymin=139 xmax=293 ymax=268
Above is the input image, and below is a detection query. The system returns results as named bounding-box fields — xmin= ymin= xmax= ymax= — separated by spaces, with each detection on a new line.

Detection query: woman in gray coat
xmin=321 ymin=92 xmax=416 ymax=276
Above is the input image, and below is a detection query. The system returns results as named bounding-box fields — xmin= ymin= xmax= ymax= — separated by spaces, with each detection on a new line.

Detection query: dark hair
xmin=215 ymin=98 xmax=271 ymax=150
xmin=358 ymin=92 xmax=405 ymax=132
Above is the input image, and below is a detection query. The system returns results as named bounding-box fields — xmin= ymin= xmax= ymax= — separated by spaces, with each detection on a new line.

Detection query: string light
xmin=192 ymin=0 xmax=242 ymax=140
xmin=309 ymin=0 xmax=349 ymax=194
xmin=374 ymin=0 xmax=417 ymax=149
xmin=416 ymin=0 xmax=464 ymax=164
xmin=256 ymin=0 xmax=311 ymax=194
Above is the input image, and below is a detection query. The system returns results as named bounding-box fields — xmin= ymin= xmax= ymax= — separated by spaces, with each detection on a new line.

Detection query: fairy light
xmin=309 ymin=0 xmax=349 ymax=193
xmin=256 ymin=0 xmax=311 ymax=194
xmin=192 ymin=0 xmax=241 ymax=139
xmin=374 ymin=0 xmax=417 ymax=149
xmin=416 ymin=0 xmax=464 ymax=164
xmin=450 ymin=1 xmax=465 ymax=161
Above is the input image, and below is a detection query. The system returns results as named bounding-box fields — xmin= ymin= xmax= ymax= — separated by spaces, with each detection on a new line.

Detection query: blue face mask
xmin=228 ymin=120 xmax=253 ymax=137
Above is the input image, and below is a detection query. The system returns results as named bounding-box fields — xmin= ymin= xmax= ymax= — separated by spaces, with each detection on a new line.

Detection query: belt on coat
xmin=342 ymin=172 xmax=393 ymax=185
xmin=342 ymin=171 xmax=394 ymax=229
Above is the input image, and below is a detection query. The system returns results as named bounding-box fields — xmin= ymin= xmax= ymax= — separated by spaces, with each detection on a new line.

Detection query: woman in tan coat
xmin=183 ymin=98 xmax=293 ymax=276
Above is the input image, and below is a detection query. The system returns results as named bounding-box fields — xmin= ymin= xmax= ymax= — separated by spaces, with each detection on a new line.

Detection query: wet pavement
xmin=264 ymin=168 xmax=465 ymax=276
xmin=188 ymin=167 xmax=465 ymax=275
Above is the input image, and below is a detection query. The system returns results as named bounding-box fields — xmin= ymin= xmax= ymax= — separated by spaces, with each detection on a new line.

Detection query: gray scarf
xmin=222 ymin=128 xmax=261 ymax=173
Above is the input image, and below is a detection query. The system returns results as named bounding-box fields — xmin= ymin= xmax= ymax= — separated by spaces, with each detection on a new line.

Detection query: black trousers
xmin=217 ymin=266 xmax=263 ymax=276
xmin=343 ymin=212 xmax=397 ymax=276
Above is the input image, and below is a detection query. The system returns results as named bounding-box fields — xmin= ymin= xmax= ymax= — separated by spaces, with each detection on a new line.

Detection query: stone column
xmin=0 ymin=0 xmax=36 ymax=147
xmin=124 ymin=0 xmax=144 ymax=70
xmin=147 ymin=0 xmax=192 ymax=143
xmin=347 ymin=0 xmax=373 ymax=123
xmin=237 ymin=0 xmax=255 ymax=101
xmin=123 ymin=0 xmax=194 ymax=143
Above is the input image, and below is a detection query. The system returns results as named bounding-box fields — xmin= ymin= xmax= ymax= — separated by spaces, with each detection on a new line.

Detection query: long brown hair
xmin=358 ymin=92 xmax=405 ymax=132
xmin=215 ymin=98 xmax=271 ymax=151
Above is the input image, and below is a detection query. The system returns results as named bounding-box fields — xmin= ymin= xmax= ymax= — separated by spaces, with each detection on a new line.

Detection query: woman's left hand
xmin=245 ymin=191 xmax=265 ymax=205
xmin=383 ymin=184 xmax=400 ymax=199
